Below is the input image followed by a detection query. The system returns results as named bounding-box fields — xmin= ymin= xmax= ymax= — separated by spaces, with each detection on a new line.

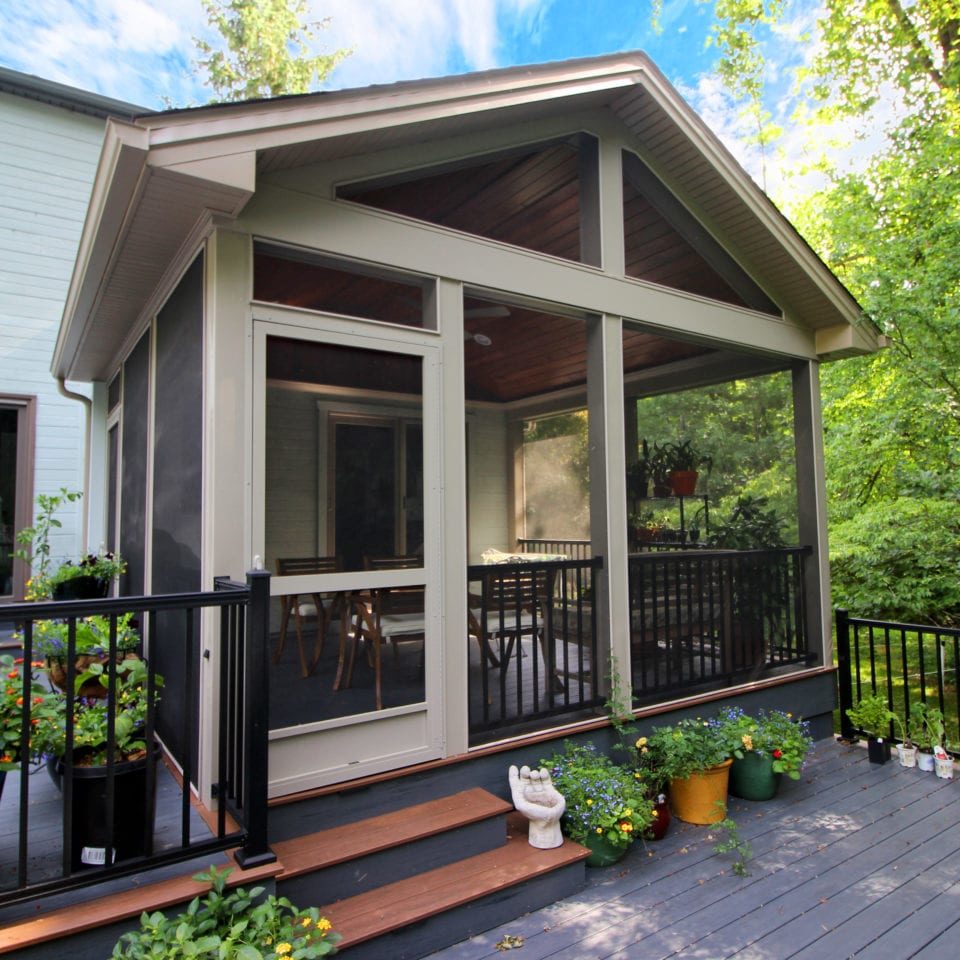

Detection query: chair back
xmin=482 ymin=565 xmax=555 ymax=613
xmin=276 ymin=556 xmax=341 ymax=577
xmin=364 ymin=555 xmax=423 ymax=616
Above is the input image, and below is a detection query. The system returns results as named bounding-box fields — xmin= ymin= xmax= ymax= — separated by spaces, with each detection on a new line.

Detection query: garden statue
xmin=508 ymin=764 xmax=565 ymax=849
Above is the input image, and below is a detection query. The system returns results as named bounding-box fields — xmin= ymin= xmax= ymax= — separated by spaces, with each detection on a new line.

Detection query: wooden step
xmin=324 ymin=828 xmax=589 ymax=959
xmin=273 ymin=787 xmax=510 ymax=878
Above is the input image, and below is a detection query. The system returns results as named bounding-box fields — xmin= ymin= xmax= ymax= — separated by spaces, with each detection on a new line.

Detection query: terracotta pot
xmin=668 ymin=470 xmax=699 ymax=496
xmin=729 ymin=752 xmax=781 ymax=801
xmin=669 ymin=759 xmax=732 ymax=824
xmin=46 ymin=652 xmax=139 ymax=699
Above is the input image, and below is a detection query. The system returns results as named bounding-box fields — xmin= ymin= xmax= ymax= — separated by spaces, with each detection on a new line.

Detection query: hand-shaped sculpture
xmin=508 ymin=764 xmax=566 ymax=849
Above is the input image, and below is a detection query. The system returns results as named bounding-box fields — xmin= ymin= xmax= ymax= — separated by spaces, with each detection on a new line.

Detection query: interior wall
xmin=466 ymin=408 xmax=509 ymax=561
xmin=264 ymin=385 xmax=318 ymax=575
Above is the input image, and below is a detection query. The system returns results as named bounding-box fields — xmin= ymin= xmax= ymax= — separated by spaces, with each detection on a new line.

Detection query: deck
xmin=426 ymin=739 xmax=960 ymax=960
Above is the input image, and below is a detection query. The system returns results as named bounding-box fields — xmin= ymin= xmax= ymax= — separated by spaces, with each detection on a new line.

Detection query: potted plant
xmin=47 ymin=550 xmax=126 ymax=600
xmin=14 ymin=488 xmax=83 ymax=599
xmin=649 ymin=442 xmax=674 ymax=497
xmin=662 ymin=440 xmax=712 ymax=497
xmin=910 ymin=701 xmax=946 ymax=772
xmin=540 ymin=741 xmax=655 ymax=866
xmin=45 ymin=656 xmax=164 ymax=869
xmin=846 ymin=694 xmax=896 ymax=764
xmin=0 ymin=654 xmax=61 ymax=801
xmin=627 ymin=439 xmax=652 ymax=499
xmin=716 ymin=707 xmax=813 ymax=800
xmin=33 ymin=612 xmax=140 ymax=697
xmin=112 ymin=864 xmax=340 ymax=958
xmin=646 ymin=717 xmax=732 ymax=824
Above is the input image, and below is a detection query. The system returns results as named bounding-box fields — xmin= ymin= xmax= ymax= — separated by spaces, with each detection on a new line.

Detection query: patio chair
xmin=275 ymin=556 xmax=343 ymax=678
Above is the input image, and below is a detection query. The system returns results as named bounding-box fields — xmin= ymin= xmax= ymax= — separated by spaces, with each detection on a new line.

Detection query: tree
xmin=695 ymin=1 xmax=960 ymax=622
xmin=195 ymin=0 xmax=350 ymax=102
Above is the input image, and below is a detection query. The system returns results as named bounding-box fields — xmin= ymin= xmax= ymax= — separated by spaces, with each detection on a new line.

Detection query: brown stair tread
xmin=274 ymin=787 xmax=512 ymax=879
xmin=324 ymin=831 xmax=589 ymax=948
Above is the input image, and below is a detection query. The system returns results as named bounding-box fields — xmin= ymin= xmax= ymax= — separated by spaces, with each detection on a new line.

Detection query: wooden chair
xmin=275 ymin=556 xmax=342 ymax=678
xmin=336 ymin=555 xmax=425 ymax=709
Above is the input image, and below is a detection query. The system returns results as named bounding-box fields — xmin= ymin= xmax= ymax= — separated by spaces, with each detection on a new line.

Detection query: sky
xmin=0 ymin=0 xmax=833 ymax=198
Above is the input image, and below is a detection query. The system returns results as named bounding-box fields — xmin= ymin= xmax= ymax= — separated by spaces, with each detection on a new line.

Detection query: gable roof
xmin=53 ymin=51 xmax=879 ymax=381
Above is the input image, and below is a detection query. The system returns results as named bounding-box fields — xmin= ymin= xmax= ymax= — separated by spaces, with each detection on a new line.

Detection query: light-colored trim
xmin=240 ymin=188 xmax=818 ymax=360
xmin=598 ymin=137 xmax=626 ymax=276
xmin=0 ymin=395 xmax=36 ymax=601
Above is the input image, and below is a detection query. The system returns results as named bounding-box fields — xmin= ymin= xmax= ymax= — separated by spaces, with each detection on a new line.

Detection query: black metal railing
xmin=0 ymin=570 xmax=272 ymax=906
xmin=629 ymin=547 xmax=812 ymax=703
xmin=467 ymin=556 xmax=603 ymax=743
xmin=836 ymin=609 xmax=960 ymax=751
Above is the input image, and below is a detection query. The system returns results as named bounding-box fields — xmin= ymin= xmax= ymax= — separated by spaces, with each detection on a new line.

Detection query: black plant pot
xmin=57 ymin=747 xmax=158 ymax=870
xmin=53 ymin=575 xmax=108 ymax=601
xmin=867 ymin=737 xmax=891 ymax=765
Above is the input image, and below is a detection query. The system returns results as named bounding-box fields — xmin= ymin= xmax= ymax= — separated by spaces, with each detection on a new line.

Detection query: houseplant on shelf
xmin=646 ymin=717 xmax=732 ymax=824
xmin=540 ymin=741 xmax=655 ymax=866
xmin=846 ymin=694 xmax=896 ymax=765
xmin=45 ymin=655 xmax=164 ymax=869
xmin=716 ymin=707 xmax=813 ymax=800
xmin=662 ymin=440 xmax=712 ymax=497
xmin=627 ymin=439 xmax=652 ymax=500
xmin=47 ymin=550 xmax=126 ymax=600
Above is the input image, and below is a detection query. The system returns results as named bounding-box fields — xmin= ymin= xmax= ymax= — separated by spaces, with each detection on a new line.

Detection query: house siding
xmin=0 ymin=91 xmax=104 ymax=572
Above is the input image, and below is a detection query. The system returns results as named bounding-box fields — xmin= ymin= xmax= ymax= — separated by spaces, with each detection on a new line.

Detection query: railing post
xmin=836 ymin=608 xmax=855 ymax=740
xmin=235 ymin=567 xmax=276 ymax=868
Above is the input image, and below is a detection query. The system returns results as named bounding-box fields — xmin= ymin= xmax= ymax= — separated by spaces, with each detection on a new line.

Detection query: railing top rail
xmin=0 ymin=586 xmax=250 ymax=622
xmin=628 ymin=545 xmax=811 ymax=563
xmin=842 ymin=612 xmax=960 ymax=637
xmin=516 ymin=538 xmax=593 ymax=546
xmin=467 ymin=556 xmax=603 ymax=577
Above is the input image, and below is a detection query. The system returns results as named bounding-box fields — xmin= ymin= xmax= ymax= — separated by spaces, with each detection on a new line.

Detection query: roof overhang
xmin=54 ymin=52 xmax=880 ymax=381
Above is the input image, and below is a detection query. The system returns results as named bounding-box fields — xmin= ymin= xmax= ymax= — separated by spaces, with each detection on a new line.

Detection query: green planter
xmin=729 ymin=752 xmax=781 ymax=801
xmin=581 ymin=832 xmax=629 ymax=868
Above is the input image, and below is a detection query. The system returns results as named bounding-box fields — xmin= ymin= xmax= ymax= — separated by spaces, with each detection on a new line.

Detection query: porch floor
xmin=425 ymin=739 xmax=960 ymax=960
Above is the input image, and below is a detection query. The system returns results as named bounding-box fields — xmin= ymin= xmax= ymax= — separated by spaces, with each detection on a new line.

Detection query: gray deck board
xmin=426 ymin=740 xmax=959 ymax=960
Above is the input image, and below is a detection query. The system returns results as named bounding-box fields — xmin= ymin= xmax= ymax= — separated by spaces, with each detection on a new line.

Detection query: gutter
xmin=56 ymin=378 xmax=91 ymax=551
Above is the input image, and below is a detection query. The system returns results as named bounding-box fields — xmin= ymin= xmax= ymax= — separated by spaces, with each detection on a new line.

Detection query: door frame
xmin=251 ymin=313 xmax=444 ymax=794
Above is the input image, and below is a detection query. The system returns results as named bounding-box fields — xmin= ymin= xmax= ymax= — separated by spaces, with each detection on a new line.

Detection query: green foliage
xmin=540 ymin=742 xmax=654 ymax=849
xmin=829 ymin=499 xmax=960 ymax=625
xmin=846 ymin=694 xmax=896 ymax=739
xmin=0 ymin=655 xmax=61 ymax=770
xmin=14 ymin=488 xmax=83 ymax=596
xmin=709 ymin=495 xmax=786 ymax=550
xmin=909 ymin=702 xmax=947 ymax=752
xmin=711 ymin=815 xmax=752 ymax=877
xmin=644 ymin=716 xmax=730 ymax=783
xmin=714 ymin=706 xmax=813 ymax=779
xmin=48 ymin=550 xmax=126 ymax=589
xmin=113 ymin=865 xmax=340 ymax=958
xmin=195 ymin=0 xmax=350 ymax=103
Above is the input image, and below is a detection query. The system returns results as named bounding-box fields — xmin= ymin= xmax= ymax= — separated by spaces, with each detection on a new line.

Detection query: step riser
xmin=278 ymin=813 xmax=507 ymax=905
xmin=340 ymin=860 xmax=586 ymax=960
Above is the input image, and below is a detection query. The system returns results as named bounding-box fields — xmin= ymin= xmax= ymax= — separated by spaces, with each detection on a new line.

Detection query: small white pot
xmin=897 ymin=744 xmax=918 ymax=768
xmin=918 ymin=751 xmax=935 ymax=772
xmin=934 ymin=755 xmax=954 ymax=780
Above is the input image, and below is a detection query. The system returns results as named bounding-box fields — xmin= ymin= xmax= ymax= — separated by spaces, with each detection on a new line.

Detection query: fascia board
xmin=141 ymin=66 xmax=643 ymax=165
xmin=632 ymin=61 xmax=874 ymax=342
xmin=53 ymin=119 xmax=149 ymax=380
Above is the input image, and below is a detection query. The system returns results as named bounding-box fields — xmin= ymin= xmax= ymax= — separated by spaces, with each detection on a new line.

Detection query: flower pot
xmin=867 ymin=737 xmax=891 ymax=765
xmin=581 ymin=832 xmax=629 ymax=867
xmin=58 ymin=747 xmax=159 ymax=870
xmin=934 ymin=754 xmax=954 ymax=780
xmin=917 ymin=751 xmax=935 ymax=772
xmin=897 ymin=744 xmax=918 ymax=768
xmin=52 ymin=575 xmax=108 ymax=601
xmin=668 ymin=470 xmax=699 ymax=496
xmin=729 ymin=752 xmax=781 ymax=801
xmin=669 ymin=759 xmax=733 ymax=824
xmin=46 ymin=651 xmax=139 ymax=699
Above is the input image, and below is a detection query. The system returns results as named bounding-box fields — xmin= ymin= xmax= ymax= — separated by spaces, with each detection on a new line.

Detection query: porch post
xmin=792 ymin=360 xmax=830 ymax=664
xmin=235 ymin=566 xmax=276 ymax=867
xmin=586 ymin=313 xmax=631 ymax=702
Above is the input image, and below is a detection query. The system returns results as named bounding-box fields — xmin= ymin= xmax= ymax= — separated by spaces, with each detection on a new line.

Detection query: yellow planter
xmin=669 ymin=759 xmax=733 ymax=824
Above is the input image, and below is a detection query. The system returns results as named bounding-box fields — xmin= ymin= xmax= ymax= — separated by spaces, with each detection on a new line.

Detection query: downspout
xmin=57 ymin=377 xmax=91 ymax=551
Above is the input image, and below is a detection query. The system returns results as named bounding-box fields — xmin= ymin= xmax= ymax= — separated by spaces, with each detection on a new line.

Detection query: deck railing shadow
xmin=0 ymin=569 xmax=273 ymax=908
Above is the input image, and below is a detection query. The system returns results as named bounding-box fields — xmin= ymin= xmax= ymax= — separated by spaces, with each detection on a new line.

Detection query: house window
xmin=0 ymin=397 xmax=35 ymax=600
xmin=254 ymin=242 xmax=436 ymax=330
